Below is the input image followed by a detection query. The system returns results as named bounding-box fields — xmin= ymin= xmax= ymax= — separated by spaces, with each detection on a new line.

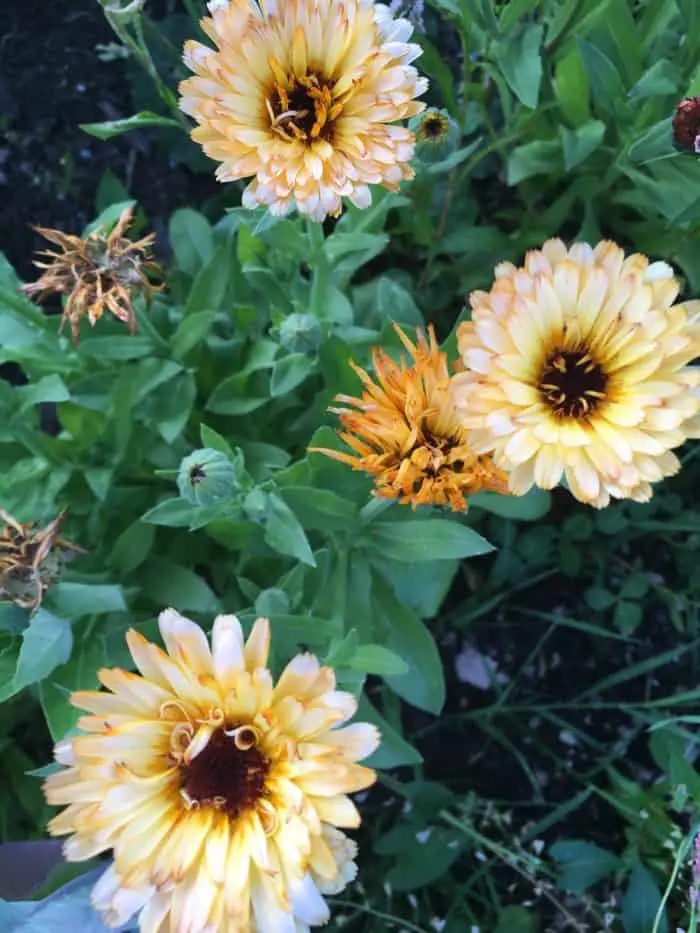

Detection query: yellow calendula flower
xmin=312 ymin=325 xmax=509 ymax=511
xmin=452 ymin=239 xmax=700 ymax=507
xmin=44 ymin=610 xmax=379 ymax=932
xmin=178 ymin=0 xmax=427 ymax=221
xmin=22 ymin=206 xmax=162 ymax=345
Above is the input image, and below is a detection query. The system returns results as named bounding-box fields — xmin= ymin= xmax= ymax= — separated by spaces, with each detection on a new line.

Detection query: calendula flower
xmin=178 ymin=0 xmax=427 ymax=221
xmin=0 ymin=509 xmax=83 ymax=609
xmin=44 ymin=610 xmax=379 ymax=932
xmin=311 ymin=325 xmax=509 ymax=511
xmin=453 ymin=239 xmax=700 ymax=507
xmin=22 ymin=206 xmax=162 ymax=345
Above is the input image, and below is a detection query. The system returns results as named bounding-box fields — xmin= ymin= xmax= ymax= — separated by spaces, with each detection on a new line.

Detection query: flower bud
xmin=243 ymin=489 xmax=270 ymax=524
xmin=409 ymin=108 xmax=460 ymax=166
xmin=279 ymin=313 xmax=322 ymax=354
xmin=177 ymin=448 xmax=238 ymax=507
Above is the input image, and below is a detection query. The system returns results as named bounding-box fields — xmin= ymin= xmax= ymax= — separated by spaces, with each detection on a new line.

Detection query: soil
xmin=0 ymin=0 xmax=218 ymax=282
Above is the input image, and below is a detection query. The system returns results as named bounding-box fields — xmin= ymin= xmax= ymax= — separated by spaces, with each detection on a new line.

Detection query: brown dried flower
xmin=22 ymin=206 xmax=162 ymax=345
xmin=672 ymin=96 xmax=700 ymax=153
xmin=0 ymin=510 xmax=85 ymax=609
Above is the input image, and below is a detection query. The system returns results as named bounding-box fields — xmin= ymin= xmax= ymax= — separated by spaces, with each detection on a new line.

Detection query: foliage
xmin=3 ymin=0 xmax=700 ymax=930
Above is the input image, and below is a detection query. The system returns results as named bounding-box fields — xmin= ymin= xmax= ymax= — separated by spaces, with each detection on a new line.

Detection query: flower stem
xmin=306 ymin=219 xmax=330 ymax=318
xmin=100 ymin=5 xmax=190 ymax=133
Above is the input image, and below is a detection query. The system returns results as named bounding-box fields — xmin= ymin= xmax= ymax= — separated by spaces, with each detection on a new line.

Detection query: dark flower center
xmin=270 ymin=73 xmax=336 ymax=143
xmin=539 ymin=350 xmax=608 ymax=419
xmin=423 ymin=115 xmax=446 ymax=139
xmin=181 ymin=727 xmax=268 ymax=818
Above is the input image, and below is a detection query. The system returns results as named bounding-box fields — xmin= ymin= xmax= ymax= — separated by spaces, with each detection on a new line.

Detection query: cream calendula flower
xmin=44 ymin=610 xmax=379 ymax=932
xmin=452 ymin=239 xmax=700 ymax=508
xmin=178 ymin=0 xmax=427 ymax=221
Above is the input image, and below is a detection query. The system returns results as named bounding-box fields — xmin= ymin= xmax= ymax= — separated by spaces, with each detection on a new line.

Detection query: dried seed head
xmin=21 ymin=206 xmax=163 ymax=345
xmin=0 ymin=509 xmax=85 ymax=609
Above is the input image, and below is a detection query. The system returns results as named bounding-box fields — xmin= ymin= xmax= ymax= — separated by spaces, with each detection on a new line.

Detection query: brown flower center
xmin=268 ymin=72 xmax=339 ymax=143
xmin=420 ymin=113 xmax=448 ymax=141
xmin=539 ymin=349 xmax=608 ymax=419
xmin=181 ymin=726 xmax=268 ymax=818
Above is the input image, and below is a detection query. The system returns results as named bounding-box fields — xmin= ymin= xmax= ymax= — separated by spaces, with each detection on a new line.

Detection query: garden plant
xmin=3 ymin=0 xmax=700 ymax=931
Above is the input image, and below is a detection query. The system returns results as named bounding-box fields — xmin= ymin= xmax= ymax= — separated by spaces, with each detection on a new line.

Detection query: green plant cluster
xmin=3 ymin=0 xmax=700 ymax=931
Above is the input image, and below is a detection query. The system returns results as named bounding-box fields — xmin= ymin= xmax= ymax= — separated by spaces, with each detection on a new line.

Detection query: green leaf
xmin=109 ymin=521 xmax=156 ymax=574
xmin=626 ymin=119 xmax=674 ymax=164
xmin=628 ymin=60 xmax=679 ymax=100
xmin=39 ymin=626 xmax=106 ymax=741
xmin=550 ymin=840 xmax=620 ymax=893
xmin=270 ymin=353 xmax=315 ymax=397
xmin=169 ymin=208 xmax=215 ymax=276
xmin=577 ymin=39 xmax=626 ymax=114
xmin=141 ymin=498 xmax=202 ymax=527
xmin=555 ymin=48 xmax=591 ymax=127
xmin=265 ymin=494 xmax=316 ymax=566
xmin=13 ymin=610 xmax=73 ymax=693
xmin=424 ymin=138 xmax=482 ymax=174
xmin=185 ymin=242 xmax=237 ymax=316
xmin=82 ymin=200 xmax=137 ymax=237
xmin=614 ymin=600 xmax=643 ymax=633
xmin=365 ymin=519 xmax=493 ymax=562
xmin=79 ymin=111 xmax=181 ymax=139
xmin=79 ymin=336 xmax=155 ymax=360
xmin=170 ymin=310 xmax=217 ymax=359
xmin=357 ymin=695 xmax=423 ymax=768
xmin=277 ymin=487 xmax=358 ymax=533
xmin=492 ymin=25 xmax=544 ymax=109
xmin=17 ymin=375 xmax=70 ymax=413
xmin=470 ymin=488 xmax=551 ymax=520
xmin=507 ymin=139 xmax=562 ymax=184
xmin=495 ymin=906 xmax=539 ymax=933
xmin=140 ymin=557 xmax=221 ymax=613
xmin=560 ymin=120 xmax=606 ymax=171
xmin=375 ymin=277 xmax=424 ymax=327
xmin=373 ymin=558 xmax=458 ymax=619
xmin=374 ymin=574 xmax=445 ymax=714
xmin=49 ymin=583 xmax=127 ymax=618
xmin=621 ymin=862 xmax=667 ymax=933
xmin=200 ymin=424 xmax=236 ymax=458
xmin=348 ymin=644 xmax=409 ymax=676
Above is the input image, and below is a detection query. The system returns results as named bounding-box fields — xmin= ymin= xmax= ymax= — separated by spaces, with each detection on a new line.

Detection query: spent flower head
xmin=178 ymin=0 xmax=428 ymax=221
xmin=311 ymin=324 xmax=509 ymax=511
xmin=0 ymin=510 xmax=84 ymax=609
xmin=22 ymin=206 xmax=162 ymax=345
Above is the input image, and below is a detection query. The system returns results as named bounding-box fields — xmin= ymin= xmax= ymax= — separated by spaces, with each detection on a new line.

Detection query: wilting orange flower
xmin=178 ymin=0 xmax=427 ymax=221
xmin=44 ymin=610 xmax=379 ymax=932
xmin=22 ymin=206 xmax=162 ymax=344
xmin=453 ymin=239 xmax=700 ymax=507
xmin=0 ymin=509 xmax=83 ymax=609
xmin=312 ymin=325 xmax=509 ymax=511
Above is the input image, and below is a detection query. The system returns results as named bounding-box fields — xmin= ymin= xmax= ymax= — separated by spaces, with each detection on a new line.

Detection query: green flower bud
xmin=279 ymin=312 xmax=322 ymax=354
xmin=178 ymin=448 xmax=238 ymax=507
xmin=409 ymin=108 xmax=460 ymax=166
xmin=243 ymin=489 xmax=270 ymax=524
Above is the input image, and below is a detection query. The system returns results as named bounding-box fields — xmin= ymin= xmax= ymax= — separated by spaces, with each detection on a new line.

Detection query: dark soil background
xmin=0 ymin=0 xmax=218 ymax=282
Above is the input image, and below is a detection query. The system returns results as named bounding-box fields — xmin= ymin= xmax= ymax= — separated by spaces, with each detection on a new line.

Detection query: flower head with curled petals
xmin=178 ymin=0 xmax=427 ymax=221
xmin=311 ymin=324 xmax=509 ymax=511
xmin=43 ymin=610 xmax=379 ymax=933
xmin=453 ymin=239 xmax=700 ymax=507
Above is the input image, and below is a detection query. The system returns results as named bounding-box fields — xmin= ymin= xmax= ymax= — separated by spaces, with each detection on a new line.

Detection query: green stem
xmin=100 ymin=6 xmax=189 ymax=133
xmin=306 ymin=219 xmax=331 ymax=318
xmin=652 ymin=826 xmax=696 ymax=933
